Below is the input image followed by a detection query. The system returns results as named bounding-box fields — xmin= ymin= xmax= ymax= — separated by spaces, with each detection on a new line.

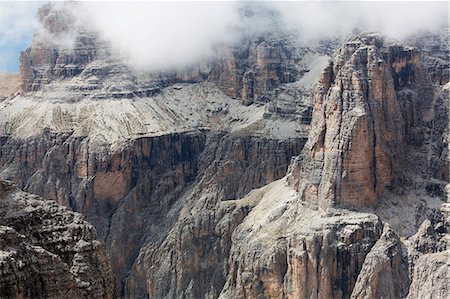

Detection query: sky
xmin=0 ymin=0 xmax=448 ymax=73
xmin=0 ymin=1 xmax=41 ymax=73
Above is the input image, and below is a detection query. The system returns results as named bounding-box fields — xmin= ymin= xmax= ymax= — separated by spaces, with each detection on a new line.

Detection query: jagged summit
xmin=287 ymin=33 xmax=433 ymax=209
xmin=2 ymin=1 xmax=329 ymax=148
xmin=214 ymin=33 xmax=449 ymax=298
xmin=0 ymin=179 xmax=116 ymax=298
xmin=0 ymin=2 xmax=448 ymax=298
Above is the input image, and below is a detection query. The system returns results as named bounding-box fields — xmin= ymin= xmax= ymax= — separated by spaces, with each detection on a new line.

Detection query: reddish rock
xmin=289 ymin=34 xmax=433 ymax=209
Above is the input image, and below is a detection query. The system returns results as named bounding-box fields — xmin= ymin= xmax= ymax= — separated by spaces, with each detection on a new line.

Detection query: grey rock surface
xmin=0 ymin=2 xmax=449 ymax=299
xmin=0 ymin=180 xmax=116 ymax=298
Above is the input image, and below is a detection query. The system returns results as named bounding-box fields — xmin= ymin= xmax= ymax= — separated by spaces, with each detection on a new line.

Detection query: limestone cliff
xmin=2 ymin=3 xmax=318 ymax=295
xmin=218 ymin=182 xmax=383 ymax=299
xmin=350 ymin=225 xmax=409 ymax=299
xmin=1 ymin=2 xmax=449 ymax=299
xmin=20 ymin=3 xmax=106 ymax=92
xmin=19 ymin=3 xmax=313 ymax=108
xmin=0 ymin=180 xmax=116 ymax=298
xmin=0 ymin=131 xmax=306 ymax=294
xmin=209 ymin=34 xmax=302 ymax=106
xmin=407 ymin=30 xmax=449 ymax=86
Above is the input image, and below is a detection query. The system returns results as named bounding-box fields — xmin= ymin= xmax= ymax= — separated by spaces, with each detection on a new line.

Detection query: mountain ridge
xmin=0 ymin=2 xmax=448 ymax=298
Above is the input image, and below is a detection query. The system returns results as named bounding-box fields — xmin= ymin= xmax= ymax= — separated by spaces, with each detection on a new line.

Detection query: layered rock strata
xmin=0 ymin=180 xmax=116 ymax=298
xmin=407 ymin=30 xmax=449 ymax=86
xmin=19 ymin=3 xmax=323 ymax=109
xmin=0 ymin=131 xmax=306 ymax=294
xmin=2 ymin=4 xmax=316 ymax=293
xmin=218 ymin=180 xmax=383 ymax=299
xmin=289 ymin=34 xmax=435 ymax=209
xmin=1 ymin=2 xmax=449 ymax=298
xmin=350 ymin=225 xmax=409 ymax=299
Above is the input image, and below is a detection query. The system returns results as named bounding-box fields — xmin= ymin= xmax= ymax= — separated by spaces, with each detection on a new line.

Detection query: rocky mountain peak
xmin=20 ymin=2 xmax=106 ymax=92
xmin=0 ymin=179 xmax=116 ymax=298
xmin=17 ymin=2 xmax=314 ymax=108
xmin=1 ymin=2 xmax=449 ymax=298
xmin=289 ymin=33 xmax=429 ymax=209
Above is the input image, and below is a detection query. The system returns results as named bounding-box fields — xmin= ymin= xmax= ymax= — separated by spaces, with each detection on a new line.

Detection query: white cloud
xmin=273 ymin=1 xmax=448 ymax=41
xmin=1 ymin=1 xmax=448 ymax=73
xmin=77 ymin=1 xmax=447 ymax=71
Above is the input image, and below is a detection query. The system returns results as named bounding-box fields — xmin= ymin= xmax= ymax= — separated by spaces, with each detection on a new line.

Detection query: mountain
xmin=0 ymin=2 xmax=448 ymax=298
xmin=0 ymin=180 xmax=115 ymax=298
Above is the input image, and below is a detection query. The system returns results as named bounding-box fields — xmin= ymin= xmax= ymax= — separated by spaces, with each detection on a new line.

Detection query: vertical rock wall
xmin=289 ymin=34 xmax=433 ymax=209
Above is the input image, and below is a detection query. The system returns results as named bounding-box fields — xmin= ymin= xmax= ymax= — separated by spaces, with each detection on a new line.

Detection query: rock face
xmin=407 ymin=30 xmax=449 ymax=86
xmin=20 ymin=3 xmax=106 ymax=92
xmin=289 ymin=34 xmax=433 ymax=209
xmin=122 ymin=133 xmax=305 ymax=298
xmin=218 ymin=183 xmax=383 ymax=299
xmin=0 ymin=131 xmax=306 ymax=296
xmin=283 ymin=32 xmax=449 ymax=299
xmin=3 ymin=3 xmax=319 ymax=295
xmin=405 ymin=202 xmax=450 ymax=298
xmin=209 ymin=34 xmax=303 ymax=106
xmin=351 ymin=225 xmax=409 ymax=299
xmin=1 ymin=2 xmax=449 ymax=299
xmin=0 ymin=180 xmax=116 ymax=298
xmin=407 ymin=251 xmax=450 ymax=299
xmin=11 ymin=2 xmax=316 ymax=146
xmin=18 ymin=2 xmax=321 ymax=108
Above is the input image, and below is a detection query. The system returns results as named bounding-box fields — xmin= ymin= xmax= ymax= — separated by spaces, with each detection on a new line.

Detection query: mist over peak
xmin=1 ymin=2 xmax=449 ymax=299
xmin=4 ymin=1 xmax=448 ymax=73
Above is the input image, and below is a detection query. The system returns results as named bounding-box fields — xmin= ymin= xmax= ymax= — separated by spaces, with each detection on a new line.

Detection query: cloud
xmin=1 ymin=1 xmax=448 ymax=73
xmin=0 ymin=1 xmax=41 ymax=73
xmin=34 ymin=1 xmax=85 ymax=50
xmin=77 ymin=1 xmax=447 ymax=71
xmin=273 ymin=1 xmax=448 ymax=41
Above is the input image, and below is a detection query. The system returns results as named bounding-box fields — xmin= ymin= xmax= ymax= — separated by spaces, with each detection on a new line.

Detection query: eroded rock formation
xmin=218 ymin=184 xmax=383 ymax=299
xmin=407 ymin=251 xmax=450 ymax=299
xmin=289 ymin=34 xmax=434 ymax=209
xmin=0 ymin=180 xmax=116 ymax=298
xmin=1 ymin=2 xmax=449 ymax=298
xmin=351 ymin=225 xmax=409 ymax=299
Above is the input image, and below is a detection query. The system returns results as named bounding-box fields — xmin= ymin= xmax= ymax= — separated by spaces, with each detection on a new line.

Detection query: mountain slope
xmin=0 ymin=180 xmax=116 ymax=298
xmin=0 ymin=3 xmax=448 ymax=298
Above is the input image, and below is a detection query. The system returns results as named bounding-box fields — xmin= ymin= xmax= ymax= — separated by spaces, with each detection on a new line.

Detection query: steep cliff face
xmin=209 ymin=34 xmax=303 ymax=106
xmin=0 ymin=180 xmax=115 ymax=298
xmin=3 ymin=7 xmax=316 ymax=291
xmin=288 ymin=34 xmax=435 ymax=209
xmin=407 ymin=251 xmax=450 ymax=299
xmin=350 ymin=225 xmax=410 ymax=299
xmin=2 ymin=2 xmax=449 ymax=298
xmin=10 ymin=3 xmax=314 ymax=146
xmin=20 ymin=3 xmax=106 ymax=92
xmin=215 ymin=34 xmax=449 ymax=299
xmin=407 ymin=31 xmax=449 ymax=86
xmin=0 ymin=130 xmax=306 ymax=296
xmin=405 ymin=202 xmax=450 ymax=299
xmin=18 ymin=3 xmax=323 ymax=109
xmin=123 ymin=135 xmax=305 ymax=298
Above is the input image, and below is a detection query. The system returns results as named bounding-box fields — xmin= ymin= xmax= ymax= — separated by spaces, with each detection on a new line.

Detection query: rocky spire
xmin=289 ymin=33 xmax=428 ymax=209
